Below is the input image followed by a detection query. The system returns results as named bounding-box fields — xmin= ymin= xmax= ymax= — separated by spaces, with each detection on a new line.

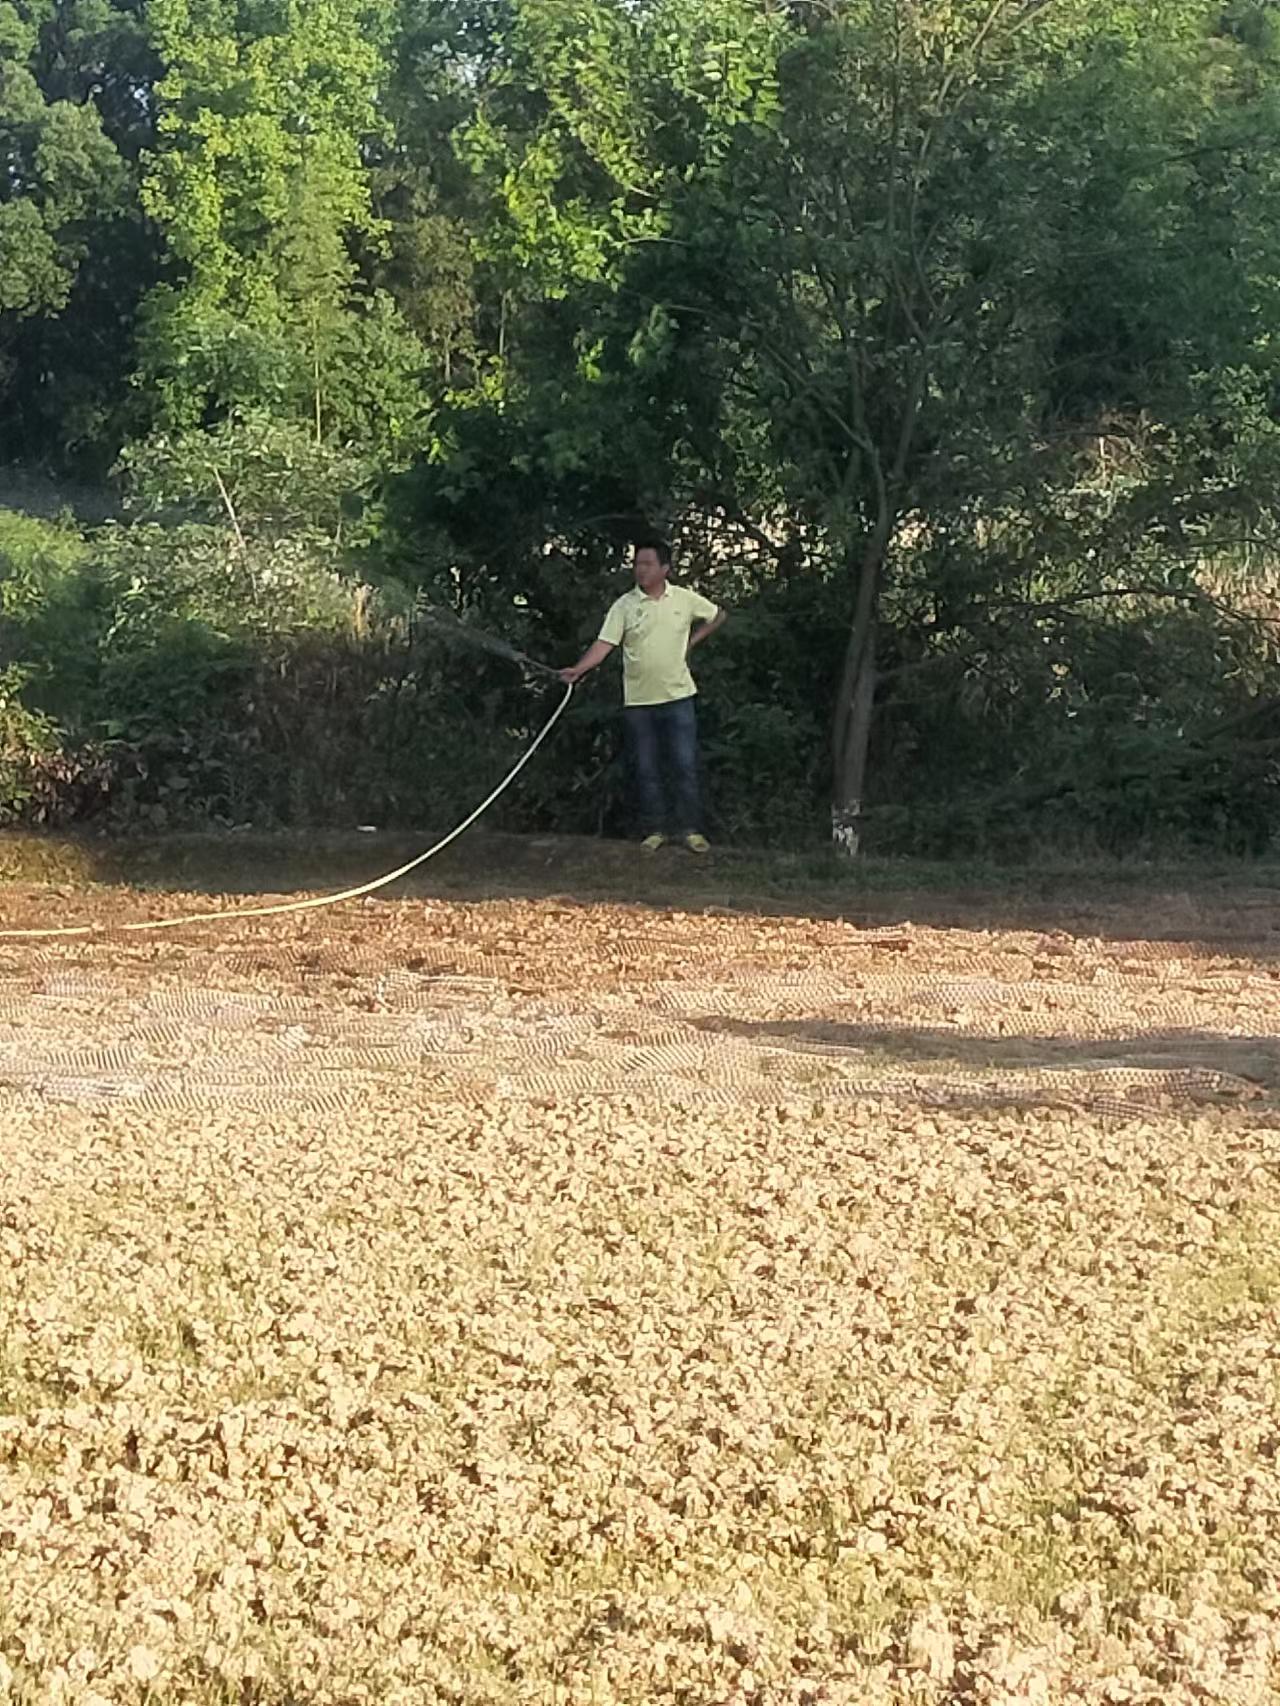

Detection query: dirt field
xmin=2 ymin=841 xmax=1280 ymax=1704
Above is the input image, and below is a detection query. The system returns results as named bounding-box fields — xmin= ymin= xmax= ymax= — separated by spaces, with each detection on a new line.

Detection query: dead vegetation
xmin=1 ymin=877 xmax=1279 ymax=1704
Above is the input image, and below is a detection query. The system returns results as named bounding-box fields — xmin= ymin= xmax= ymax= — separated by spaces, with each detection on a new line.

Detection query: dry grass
xmin=1 ymin=873 xmax=1279 ymax=1704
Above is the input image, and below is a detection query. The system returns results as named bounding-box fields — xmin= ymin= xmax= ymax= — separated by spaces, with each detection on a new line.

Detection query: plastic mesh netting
xmin=0 ymin=900 xmax=1271 ymax=1120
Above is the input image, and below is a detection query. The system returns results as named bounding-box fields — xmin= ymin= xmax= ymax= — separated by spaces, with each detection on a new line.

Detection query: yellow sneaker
xmin=684 ymin=833 xmax=711 ymax=855
xmin=641 ymin=833 xmax=667 ymax=853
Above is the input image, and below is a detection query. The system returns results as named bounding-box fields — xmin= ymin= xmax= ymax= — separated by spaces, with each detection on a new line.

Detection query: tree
xmin=136 ymin=0 xmax=429 ymax=451
xmin=447 ymin=0 xmax=1280 ymax=849
xmin=0 ymin=0 xmax=154 ymax=465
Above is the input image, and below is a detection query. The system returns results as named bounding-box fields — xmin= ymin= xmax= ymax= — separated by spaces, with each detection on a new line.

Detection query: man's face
xmin=633 ymin=547 xmax=668 ymax=593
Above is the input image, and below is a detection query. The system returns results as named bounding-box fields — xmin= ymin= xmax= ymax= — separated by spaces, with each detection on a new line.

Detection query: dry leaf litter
xmin=1 ymin=887 xmax=1279 ymax=1704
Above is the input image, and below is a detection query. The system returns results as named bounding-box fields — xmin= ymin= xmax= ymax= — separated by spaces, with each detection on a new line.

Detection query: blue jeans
xmin=624 ymin=695 xmax=703 ymax=837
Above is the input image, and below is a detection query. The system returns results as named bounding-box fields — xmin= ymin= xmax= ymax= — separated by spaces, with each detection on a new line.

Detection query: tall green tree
xmin=449 ymin=0 xmax=1280 ymax=849
xmin=137 ymin=0 xmax=428 ymax=450
xmin=0 ymin=0 xmax=155 ymax=465
xmin=0 ymin=0 xmax=124 ymax=315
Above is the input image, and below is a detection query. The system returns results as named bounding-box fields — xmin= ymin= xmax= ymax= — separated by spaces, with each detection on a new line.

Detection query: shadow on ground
xmin=690 ymin=1015 xmax=1280 ymax=1094
xmin=2 ymin=828 xmax=1280 ymax=960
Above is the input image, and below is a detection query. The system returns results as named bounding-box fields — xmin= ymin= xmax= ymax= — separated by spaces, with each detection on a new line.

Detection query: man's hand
xmin=559 ymin=638 xmax=615 ymax=685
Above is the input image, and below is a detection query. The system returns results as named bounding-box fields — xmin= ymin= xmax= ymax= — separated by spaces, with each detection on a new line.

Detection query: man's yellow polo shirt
xmin=598 ymin=583 xmax=720 ymax=707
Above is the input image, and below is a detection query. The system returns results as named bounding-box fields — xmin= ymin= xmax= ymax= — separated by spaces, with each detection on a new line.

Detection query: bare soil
xmin=2 ymin=837 xmax=1279 ymax=1703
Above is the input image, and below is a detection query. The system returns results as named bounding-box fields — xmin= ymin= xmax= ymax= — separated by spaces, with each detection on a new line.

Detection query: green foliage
xmin=0 ymin=663 xmax=57 ymax=773
xmin=135 ymin=0 xmax=431 ymax=446
xmin=0 ymin=0 xmax=155 ymax=465
xmin=5 ymin=0 xmax=1280 ymax=855
xmin=0 ymin=505 xmax=87 ymax=589
xmin=0 ymin=55 xmax=125 ymax=315
xmin=119 ymin=409 xmax=374 ymax=538
xmin=441 ymin=0 xmax=1280 ymax=830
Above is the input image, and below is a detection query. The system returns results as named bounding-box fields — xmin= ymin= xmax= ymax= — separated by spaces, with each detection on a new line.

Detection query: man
xmin=560 ymin=536 xmax=726 ymax=853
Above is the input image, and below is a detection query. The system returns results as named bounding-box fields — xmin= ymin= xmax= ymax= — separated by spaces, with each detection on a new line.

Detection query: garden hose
xmin=0 ymin=682 xmax=575 ymax=941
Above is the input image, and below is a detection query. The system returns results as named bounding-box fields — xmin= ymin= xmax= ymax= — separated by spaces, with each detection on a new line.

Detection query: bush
xmin=2 ymin=503 xmax=1280 ymax=856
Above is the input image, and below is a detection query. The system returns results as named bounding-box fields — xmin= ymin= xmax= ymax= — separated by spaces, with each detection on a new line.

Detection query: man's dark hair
xmin=632 ymin=532 xmax=673 ymax=567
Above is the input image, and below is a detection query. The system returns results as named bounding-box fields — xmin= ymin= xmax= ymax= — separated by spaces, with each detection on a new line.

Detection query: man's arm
xmin=561 ymin=598 xmax=626 ymax=683
xmin=559 ymin=637 xmax=616 ymax=684
xmin=688 ymin=609 xmax=727 ymax=651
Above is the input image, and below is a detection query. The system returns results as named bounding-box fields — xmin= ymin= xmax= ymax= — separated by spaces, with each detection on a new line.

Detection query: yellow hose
xmin=0 ymin=683 xmax=574 ymax=941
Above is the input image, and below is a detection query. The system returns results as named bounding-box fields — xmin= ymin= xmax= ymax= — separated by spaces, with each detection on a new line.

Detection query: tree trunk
xmin=831 ymin=535 xmax=885 ymax=857
xmin=832 ymin=625 xmax=876 ymax=855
